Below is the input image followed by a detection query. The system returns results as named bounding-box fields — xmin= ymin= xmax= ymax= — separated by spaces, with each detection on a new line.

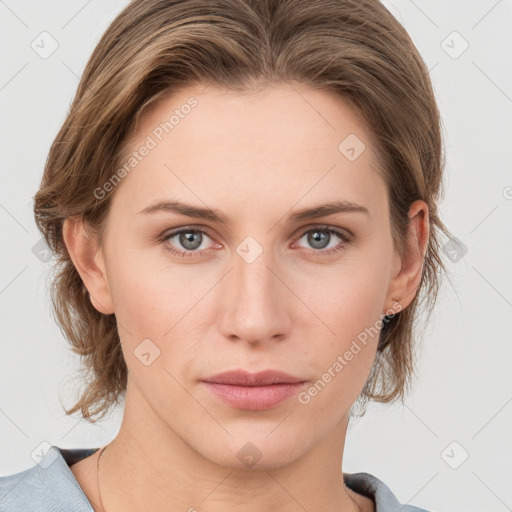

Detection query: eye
xmin=160 ymin=227 xmax=218 ymax=258
xmin=294 ymin=225 xmax=352 ymax=257
xmin=159 ymin=224 xmax=353 ymax=259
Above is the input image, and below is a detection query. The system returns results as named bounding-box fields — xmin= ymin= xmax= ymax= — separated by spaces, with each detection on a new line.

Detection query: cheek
xmin=104 ymin=243 xmax=212 ymax=366
xmin=102 ymin=239 xmax=177 ymax=346
xmin=295 ymin=245 xmax=391 ymax=399
xmin=105 ymin=257 xmax=197 ymax=398
xmin=297 ymin=285 xmax=381 ymax=415
xmin=300 ymin=248 xmax=391 ymax=345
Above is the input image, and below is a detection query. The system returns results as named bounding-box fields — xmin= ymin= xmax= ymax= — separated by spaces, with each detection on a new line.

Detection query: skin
xmin=64 ymin=82 xmax=429 ymax=512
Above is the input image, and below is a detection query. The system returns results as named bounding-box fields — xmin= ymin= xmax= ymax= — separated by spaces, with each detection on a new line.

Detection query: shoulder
xmin=0 ymin=446 xmax=98 ymax=512
xmin=344 ymin=472 xmax=433 ymax=512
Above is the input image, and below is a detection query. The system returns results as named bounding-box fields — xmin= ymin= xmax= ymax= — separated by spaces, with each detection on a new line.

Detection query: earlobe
xmin=384 ymin=200 xmax=429 ymax=313
xmin=62 ymin=216 xmax=115 ymax=315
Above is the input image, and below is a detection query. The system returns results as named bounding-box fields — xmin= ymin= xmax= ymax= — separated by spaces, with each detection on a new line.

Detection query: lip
xmin=202 ymin=369 xmax=305 ymax=386
xmin=201 ymin=370 xmax=307 ymax=411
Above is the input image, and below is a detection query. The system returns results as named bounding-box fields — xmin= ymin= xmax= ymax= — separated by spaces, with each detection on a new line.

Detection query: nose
xmin=217 ymin=246 xmax=292 ymax=346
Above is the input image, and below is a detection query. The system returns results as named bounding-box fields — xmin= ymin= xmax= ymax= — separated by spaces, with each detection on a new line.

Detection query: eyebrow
xmin=137 ymin=199 xmax=370 ymax=224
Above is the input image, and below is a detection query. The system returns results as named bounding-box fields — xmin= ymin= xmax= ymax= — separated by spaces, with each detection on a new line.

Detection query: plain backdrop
xmin=1 ymin=1 xmax=511 ymax=511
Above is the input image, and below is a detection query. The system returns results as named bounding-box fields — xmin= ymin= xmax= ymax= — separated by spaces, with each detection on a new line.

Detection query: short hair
xmin=33 ymin=0 xmax=454 ymax=422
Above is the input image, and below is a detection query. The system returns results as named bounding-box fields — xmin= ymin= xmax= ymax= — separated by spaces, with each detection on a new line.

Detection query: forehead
xmin=110 ymin=82 xmax=387 ymax=220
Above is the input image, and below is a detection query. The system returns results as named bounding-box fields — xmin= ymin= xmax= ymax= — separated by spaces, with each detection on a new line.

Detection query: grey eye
xmin=178 ymin=230 xmax=203 ymax=250
xmin=306 ymin=230 xmax=331 ymax=249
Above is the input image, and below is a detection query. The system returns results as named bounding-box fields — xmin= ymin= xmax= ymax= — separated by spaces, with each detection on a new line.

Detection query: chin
xmin=191 ymin=428 xmax=311 ymax=470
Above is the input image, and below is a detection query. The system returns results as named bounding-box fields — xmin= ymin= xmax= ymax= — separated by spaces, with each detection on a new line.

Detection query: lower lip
xmin=202 ymin=382 xmax=306 ymax=410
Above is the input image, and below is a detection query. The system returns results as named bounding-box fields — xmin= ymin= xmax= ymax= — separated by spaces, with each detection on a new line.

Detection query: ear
xmin=383 ymin=199 xmax=429 ymax=314
xmin=62 ymin=216 xmax=114 ymax=315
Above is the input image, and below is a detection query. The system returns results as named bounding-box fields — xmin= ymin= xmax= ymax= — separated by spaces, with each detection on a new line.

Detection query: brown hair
xmin=33 ymin=0 xmax=454 ymax=422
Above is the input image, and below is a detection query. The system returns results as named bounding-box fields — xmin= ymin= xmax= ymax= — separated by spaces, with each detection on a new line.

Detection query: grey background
xmin=1 ymin=1 xmax=511 ymax=511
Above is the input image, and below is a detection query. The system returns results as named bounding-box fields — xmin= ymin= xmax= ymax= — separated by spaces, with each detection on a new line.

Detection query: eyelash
xmin=159 ymin=225 xmax=353 ymax=259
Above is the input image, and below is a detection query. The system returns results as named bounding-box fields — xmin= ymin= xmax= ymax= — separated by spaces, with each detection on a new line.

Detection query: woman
xmin=0 ymin=0 xmax=453 ymax=510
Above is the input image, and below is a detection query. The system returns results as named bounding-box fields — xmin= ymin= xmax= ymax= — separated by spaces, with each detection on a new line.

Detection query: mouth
xmin=201 ymin=369 xmax=307 ymax=410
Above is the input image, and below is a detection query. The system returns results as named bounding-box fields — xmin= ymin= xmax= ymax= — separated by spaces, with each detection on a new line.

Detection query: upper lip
xmin=202 ymin=369 xmax=306 ymax=386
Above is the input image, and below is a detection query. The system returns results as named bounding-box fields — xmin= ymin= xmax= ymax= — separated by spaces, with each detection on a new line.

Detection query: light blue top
xmin=0 ymin=446 xmax=431 ymax=511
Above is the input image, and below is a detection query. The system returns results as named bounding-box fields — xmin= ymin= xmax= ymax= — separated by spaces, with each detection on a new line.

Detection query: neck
xmin=97 ymin=379 xmax=363 ymax=512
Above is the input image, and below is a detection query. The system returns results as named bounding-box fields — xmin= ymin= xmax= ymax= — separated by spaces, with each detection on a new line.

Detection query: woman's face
xmin=75 ymin=82 xmax=422 ymax=468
